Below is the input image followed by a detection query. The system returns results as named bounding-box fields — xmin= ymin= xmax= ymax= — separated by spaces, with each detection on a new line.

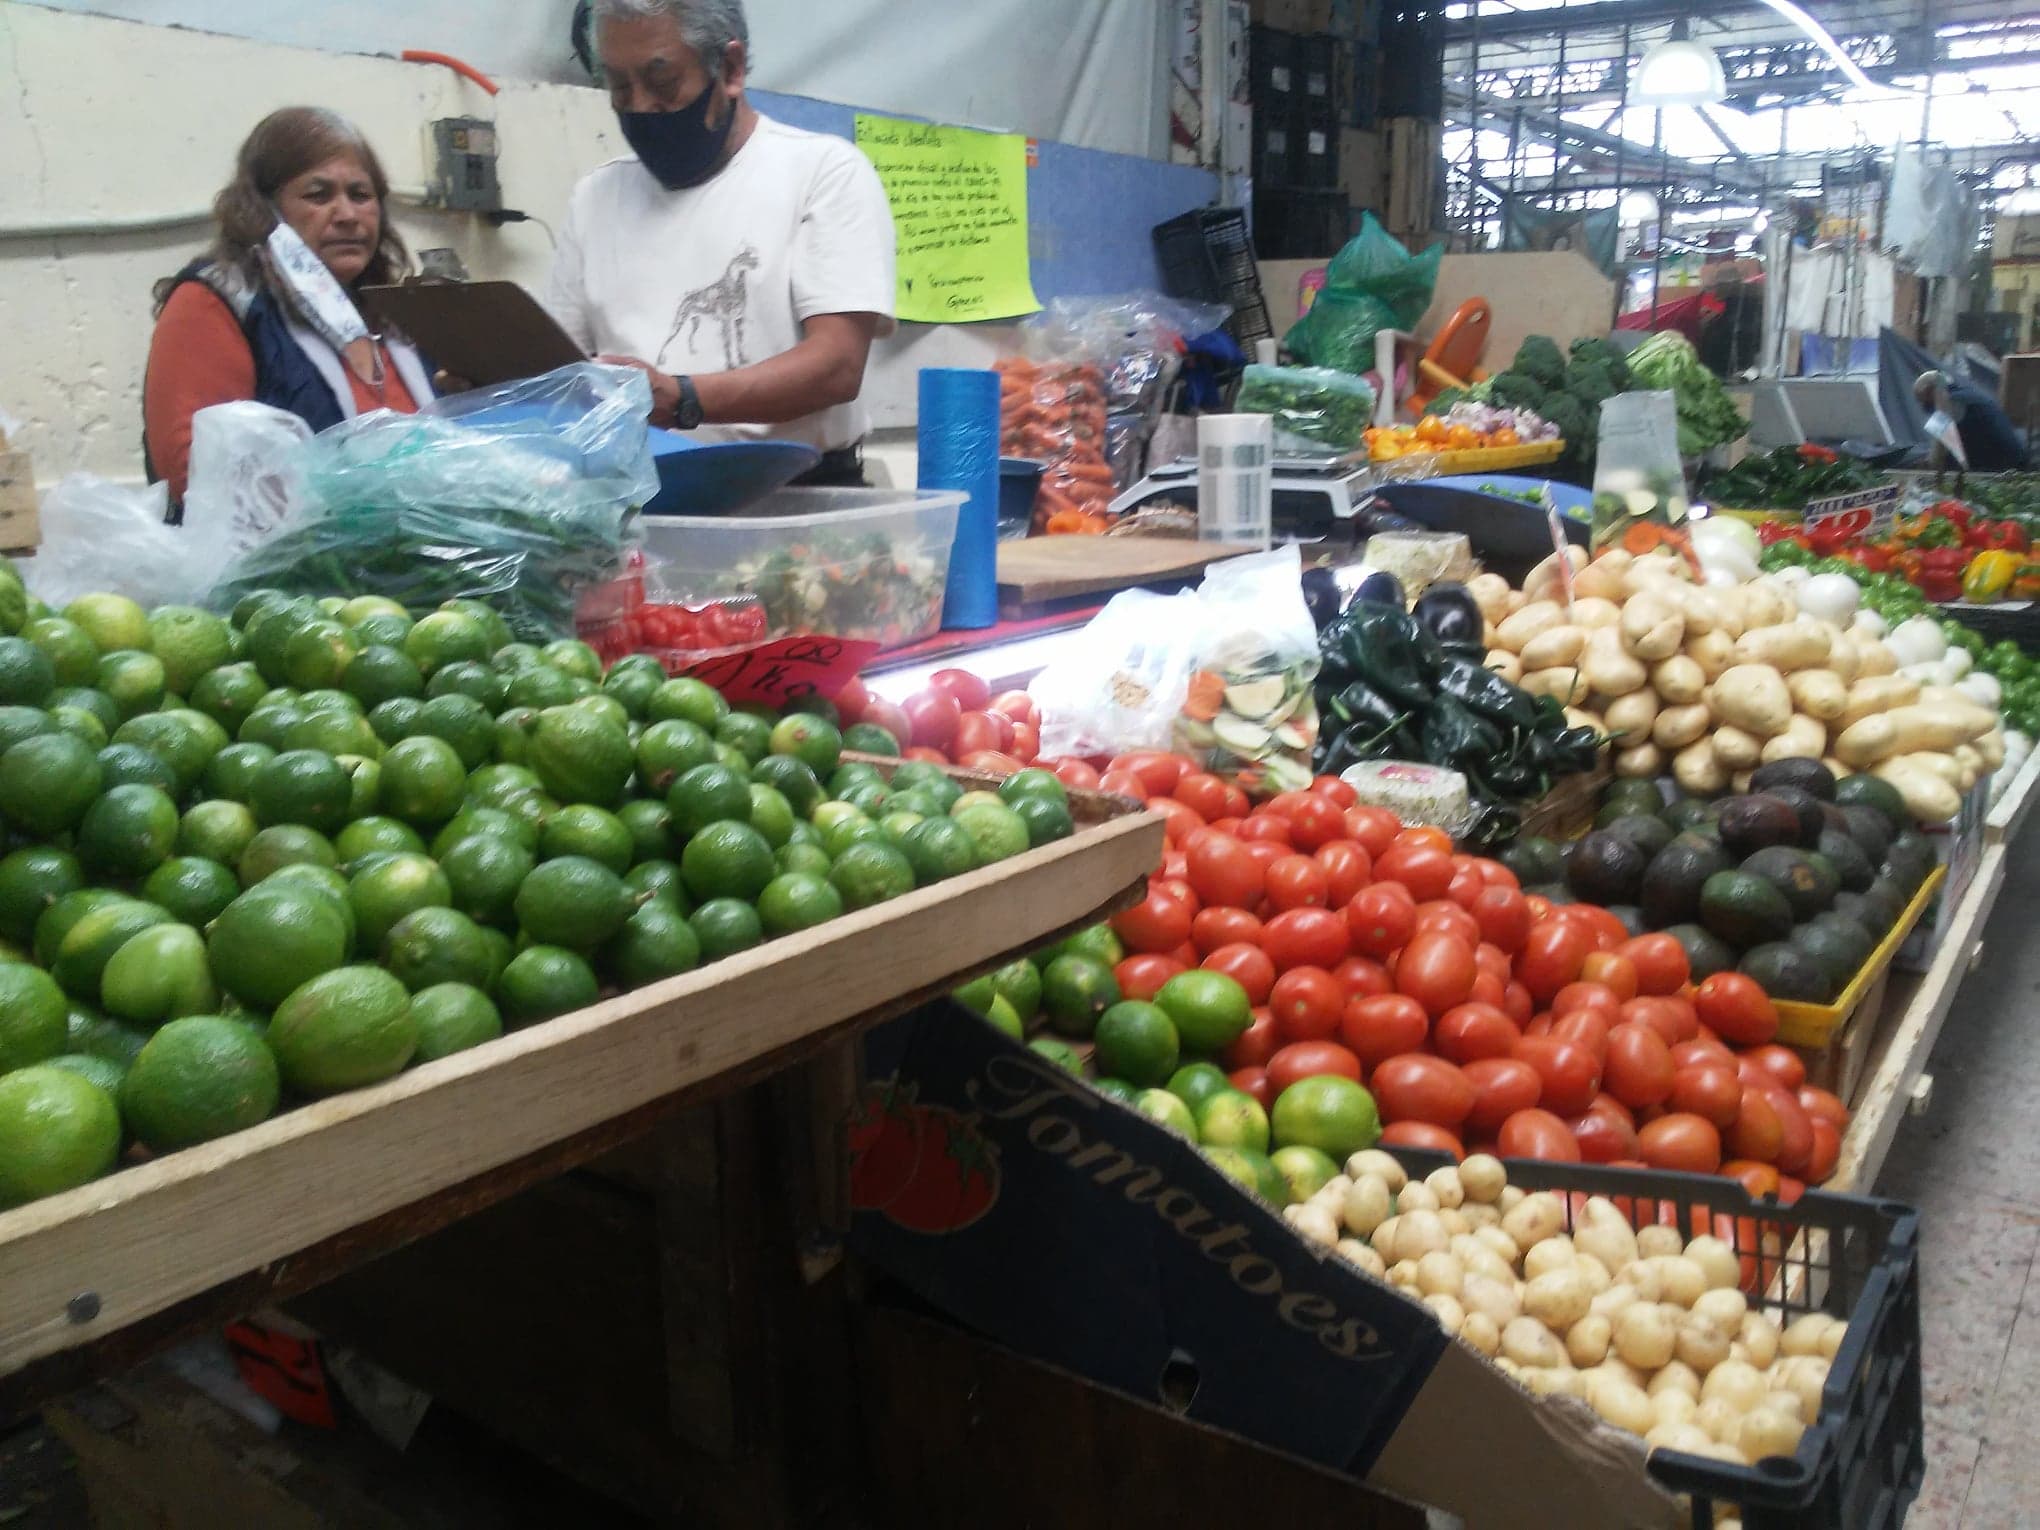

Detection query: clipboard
xmin=356 ymin=281 xmax=588 ymax=386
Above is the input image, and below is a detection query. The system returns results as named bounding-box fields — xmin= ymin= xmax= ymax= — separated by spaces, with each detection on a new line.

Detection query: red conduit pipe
xmin=400 ymin=50 xmax=501 ymax=95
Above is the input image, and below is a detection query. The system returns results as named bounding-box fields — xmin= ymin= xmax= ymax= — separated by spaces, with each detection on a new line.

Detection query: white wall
xmin=18 ymin=0 xmax=1168 ymax=159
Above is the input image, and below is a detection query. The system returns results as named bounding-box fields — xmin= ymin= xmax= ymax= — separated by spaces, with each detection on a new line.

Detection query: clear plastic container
xmin=639 ymin=487 xmax=965 ymax=648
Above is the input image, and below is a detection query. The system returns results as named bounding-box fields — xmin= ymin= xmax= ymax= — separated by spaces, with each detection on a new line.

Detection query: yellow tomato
xmin=1445 ymin=423 xmax=1479 ymax=449
xmin=1490 ymin=426 xmax=1520 ymax=447
xmin=1415 ymin=415 xmax=1449 ymax=444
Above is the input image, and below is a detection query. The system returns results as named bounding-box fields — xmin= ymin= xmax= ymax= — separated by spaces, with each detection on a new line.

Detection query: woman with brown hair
xmin=142 ymin=106 xmax=435 ymax=510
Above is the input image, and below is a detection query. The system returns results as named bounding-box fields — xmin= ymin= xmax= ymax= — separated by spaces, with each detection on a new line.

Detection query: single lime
xmin=101 ymin=923 xmax=218 ymax=1025
xmin=602 ymin=899 xmax=702 ymax=986
xmin=495 ymin=945 xmax=600 ymax=1028
xmin=269 ymin=965 xmax=417 ymax=1095
xmin=437 ymin=833 xmax=536 ymax=928
xmin=689 ymin=897 xmax=763 ymax=962
xmin=0 ymin=1067 xmax=121 ymax=1205
xmin=514 ymin=856 xmax=633 ymax=949
xmin=142 ymin=856 xmax=241 ymax=929
xmin=409 ymin=983 xmax=503 ymax=1061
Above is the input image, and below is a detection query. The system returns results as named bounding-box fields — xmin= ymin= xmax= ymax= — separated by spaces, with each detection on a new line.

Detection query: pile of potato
xmin=1466 ymin=549 xmax=2004 ymax=823
xmin=1286 ymin=1151 xmax=1844 ymax=1492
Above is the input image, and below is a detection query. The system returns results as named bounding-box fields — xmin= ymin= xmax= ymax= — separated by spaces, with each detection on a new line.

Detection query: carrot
xmin=1183 ymin=669 xmax=1225 ymax=722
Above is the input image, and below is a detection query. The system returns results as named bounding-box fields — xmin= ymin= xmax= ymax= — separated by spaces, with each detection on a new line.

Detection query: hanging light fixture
xmin=1618 ymin=189 xmax=1662 ymax=226
xmin=1633 ymin=21 xmax=1728 ymax=107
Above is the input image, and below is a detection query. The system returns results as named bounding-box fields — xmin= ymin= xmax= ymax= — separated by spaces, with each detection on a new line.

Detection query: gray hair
xmin=593 ymin=0 xmax=749 ymax=78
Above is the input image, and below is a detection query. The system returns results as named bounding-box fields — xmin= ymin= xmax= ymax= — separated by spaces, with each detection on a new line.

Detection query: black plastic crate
xmin=1387 ymin=1149 xmax=1924 ymax=1530
xmin=1253 ymin=188 xmax=1352 ymax=259
xmin=1936 ymin=599 xmax=2040 ymax=648
xmin=1296 ymin=97 xmax=1341 ymax=190
xmin=1151 ymin=207 xmax=1275 ymax=347
xmin=1377 ymin=0 xmax=1444 ymax=119
xmin=1342 ymin=43 xmax=1381 ymax=128
xmin=1297 ymin=32 xmax=1340 ymax=106
xmin=1250 ymin=25 xmax=1301 ymax=107
xmin=1251 ymin=113 xmax=1297 ymax=188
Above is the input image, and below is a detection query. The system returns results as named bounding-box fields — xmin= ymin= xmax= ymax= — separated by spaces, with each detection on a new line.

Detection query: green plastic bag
xmin=1282 ymin=214 xmax=1443 ymax=376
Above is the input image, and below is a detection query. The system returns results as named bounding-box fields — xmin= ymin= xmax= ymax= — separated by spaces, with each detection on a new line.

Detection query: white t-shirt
xmin=546 ymin=114 xmax=897 ymax=451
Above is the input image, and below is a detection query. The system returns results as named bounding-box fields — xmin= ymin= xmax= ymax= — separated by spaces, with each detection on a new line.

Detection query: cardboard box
xmin=849 ymin=1001 xmax=1685 ymax=1529
xmin=1339 ymin=127 xmax=1384 ymax=209
xmin=0 ymin=426 xmax=38 ymax=552
xmin=1896 ymin=779 xmax=1988 ymax=973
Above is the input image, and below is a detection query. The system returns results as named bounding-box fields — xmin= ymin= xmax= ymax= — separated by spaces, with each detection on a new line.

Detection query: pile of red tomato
xmin=1096 ymin=749 xmax=1848 ymax=1197
xmin=835 ymin=668 xmax=1124 ymax=785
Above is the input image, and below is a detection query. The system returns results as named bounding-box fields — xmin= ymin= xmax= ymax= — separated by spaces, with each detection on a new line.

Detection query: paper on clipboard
xmin=356 ymin=281 xmax=588 ymax=387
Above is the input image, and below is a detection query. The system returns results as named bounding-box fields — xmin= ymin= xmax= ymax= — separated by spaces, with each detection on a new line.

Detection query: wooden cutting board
xmin=996 ymin=538 xmax=1245 ymax=611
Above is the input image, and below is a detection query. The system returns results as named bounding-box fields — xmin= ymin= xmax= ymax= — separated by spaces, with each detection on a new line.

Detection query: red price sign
xmin=1803 ymin=484 xmax=1900 ymax=545
xmin=673 ymin=635 xmax=880 ymax=708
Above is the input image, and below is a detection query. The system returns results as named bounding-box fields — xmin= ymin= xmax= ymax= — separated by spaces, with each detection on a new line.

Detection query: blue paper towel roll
xmin=919 ymin=367 xmax=1001 ymax=630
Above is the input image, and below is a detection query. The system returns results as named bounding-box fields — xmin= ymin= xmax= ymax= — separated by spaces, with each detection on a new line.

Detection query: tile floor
xmin=1874 ymin=846 xmax=2040 ymax=1528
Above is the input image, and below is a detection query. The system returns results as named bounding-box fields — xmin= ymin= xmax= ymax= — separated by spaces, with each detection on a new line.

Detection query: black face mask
xmin=618 ymin=84 xmax=734 ymax=191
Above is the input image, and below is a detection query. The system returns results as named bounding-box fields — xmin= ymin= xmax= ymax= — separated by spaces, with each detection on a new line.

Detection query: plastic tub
xmin=640 ymin=487 xmax=964 ymax=649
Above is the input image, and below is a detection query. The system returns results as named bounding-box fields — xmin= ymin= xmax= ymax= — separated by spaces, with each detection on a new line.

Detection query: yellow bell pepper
xmin=1961 ymin=549 xmax=2021 ymax=602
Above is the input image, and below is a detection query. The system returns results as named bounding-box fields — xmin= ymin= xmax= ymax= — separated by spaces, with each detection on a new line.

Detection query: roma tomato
xmin=1192 ymin=905 xmax=1263 ymax=955
xmin=1269 ymin=966 xmax=1345 ymax=1041
xmin=1553 ymin=982 xmax=1621 ymax=1022
xmin=1264 ymin=854 xmax=1331 ymax=912
xmin=1694 ymin=972 xmax=1779 ymax=1047
xmin=903 ymin=745 xmax=952 ymax=765
xmin=986 ymin=689 xmax=1038 ymax=726
xmin=1744 ymin=1044 xmax=1807 ymax=1091
xmin=1380 ymin=1120 xmax=1464 ymax=1159
xmin=1559 ymin=903 xmax=1632 ymax=952
xmin=1722 ymin=1159 xmax=1782 ymax=1200
xmin=1112 ymin=882 xmax=1194 ymax=954
xmin=903 ymin=690 xmax=961 ymax=750
xmin=860 ymin=697 xmax=914 ymax=749
xmin=1314 ymin=841 xmax=1373 ymax=905
xmin=1603 ymin=1022 xmax=1676 ymax=1109
xmin=1501 ymin=981 xmax=1534 ymax=1025
xmin=1446 ymin=862 xmax=1488 ymax=909
xmin=1262 ymin=908 xmax=1349 ymax=971
xmin=1110 ymin=751 xmax=1186 ymax=796
xmin=1434 ymin=1002 xmax=1520 ymax=1065
xmin=1012 ymin=723 xmax=1041 ymax=761
xmin=1472 ymin=942 xmax=1512 ymax=985
xmin=1201 ymin=942 xmax=1276 ymax=1005
xmin=1343 ymin=806 xmax=1399 ymax=858
xmin=1267 ymin=1040 xmax=1364 ymax=1094
xmin=1620 ymin=995 xmax=1697 ymax=1048
xmin=1047 ymin=757 xmax=1101 ymax=790
xmin=1172 ymin=771 xmax=1232 ymax=821
xmin=1516 ymin=920 xmax=1592 ymax=1003
xmin=1468 ymin=970 xmax=1507 ymax=1010
xmin=1339 ymin=993 xmax=1429 ymax=1070
xmin=1550 ymin=1009 xmax=1612 ymax=1061
xmin=1285 ymin=795 xmax=1348 ymax=852
xmin=1726 ymin=1086 xmax=1784 ymax=1163
xmin=1229 ymin=1066 xmax=1274 ymax=1110
xmin=1331 ymin=955 xmax=1391 ymax=1000
xmin=1805 ymin=1118 xmax=1841 ymax=1183
xmin=1185 ymin=833 xmax=1264 ymax=910
xmin=1470 ymin=886 xmax=1531 ymax=953
xmin=1370 ymin=1055 xmax=1476 ymax=1128
xmin=1637 ymin=1113 xmax=1722 ymax=1173
xmin=1413 ymin=900 xmax=1482 ymax=948
xmin=1222 ymin=1008 xmax=1280 ymax=1070
xmin=1464 ymin=1058 xmax=1543 ymax=1136
xmin=952 ymin=710 xmax=1013 ymax=757
xmin=1241 ymin=840 xmax=1287 ymax=878
xmin=1374 ymin=842 xmax=1454 ymax=901
xmin=1114 ymin=954 xmax=1184 ymax=1003
xmin=1395 ymin=931 xmax=1477 ymax=1016
xmin=958 ymin=750 xmax=1022 ymax=776
xmin=1570 ymin=1108 xmax=1637 ymax=1163
xmin=1767 ymin=1087 xmax=1815 ymax=1176
xmin=1579 ymin=951 xmax=1639 ymax=1002
xmin=1221 ymin=784 xmax=1251 ymax=819
xmin=1671 ymin=1037 xmax=1737 ymax=1071
xmin=1512 ymin=1036 xmax=1601 ymax=1116
xmin=1308 ymin=775 xmax=1358 ymax=808
xmin=927 ymin=668 xmax=991 ymax=711
xmin=834 ymin=676 xmax=870 ymax=724
xmin=1146 ymin=798 xmax=1206 ymax=848
xmin=1497 ymin=1108 xmax=1582 ymax=1162
xmin=1667 ymin=1064 xmax=1743 ymax=1129
xmin=1470 ymin=858 xmax=1520 ymax=890
xmin=1796 ymin=1086 xmax=1848 ymax=1129
xmin=1237 ymin=814 xmax=1293 ymax=845
xmin=1620 ymin=933 xmax=1691 ymax=996
xmin=1097 ymin=769 xmax=1146 ymax=798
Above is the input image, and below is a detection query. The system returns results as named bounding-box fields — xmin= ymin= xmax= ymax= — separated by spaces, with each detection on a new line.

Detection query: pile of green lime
xmin=0 ymin=569 xmax=1077 ymax=1208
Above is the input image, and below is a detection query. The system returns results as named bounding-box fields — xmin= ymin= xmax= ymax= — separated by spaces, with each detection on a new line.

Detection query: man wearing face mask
xmin=548 ymin=0 xmax=896 ymax=485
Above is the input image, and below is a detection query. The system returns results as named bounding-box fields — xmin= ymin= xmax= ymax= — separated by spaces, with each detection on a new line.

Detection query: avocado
xmin=1603 ymin=813 xmax=1675 ymax=863
xmin=1640 ymin=834 xmax=1735 ymax=928
xmin=1838 ymin=805 xmax=1895 ymax=863
xmin=1699 ymin=869 xmax=1796 ymax=950
xmin=1717 ymin=794 xmax=1804 ymax=858
xmin=1666 ymin=923 xmax=1739 ymax=980
xmin=1567 ymin=830 xmax=1650 ymax=907
xmin=1834 ymin=774 xmax=1910 ymax=833
xmin=1881 ymin=833 xmax=1934 ymax=897
xmin=1662 ymin=798 xmax=1715 ymax=833
xmin=1601 ymin=779 xmax=1669 ymax=820
xmin=1741 ymin=941 xmax=1836 ymax=1002
xmin=1606 ymin=904 xmax=1648 ymax=938
xmin=1858 ymin=878 xmax=1908 ymax=931
xmin=1802 ymin=911 xmax=1875 ymax=975
xmin=1817 ymin=803 xmax=1852 ymax=839
xmin=1767 ymin=786 xmax=1829 ymax=847
xmin=1740 ymin=845 xmax=1839 ymax=921
xmin=1499 ymin=835 xmax=1567 ymax=887
xmin=1524 ymin=882 xmax=1574 ymax=905
xmin=1750 ymin=758 xmax=1838 ymax=801
xmin=1829 ymin=891 xmax=1883 ymax=941
xmin=1816 ymin=829 xmax=1876 ymax=893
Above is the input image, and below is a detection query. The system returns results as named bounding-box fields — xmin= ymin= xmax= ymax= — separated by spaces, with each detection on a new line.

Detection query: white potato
xmin=1397 ymin=1180 xmax=1441 ymax=1214
xmin=1416 ymin=1250 xmax=1467 ymax=1298
xmin=1646 ymin=1422 xmax=1718 ymax=1456
xmin=1738 ymin=1408 xmax=1807 ymax=1462
xmin=1474 ymin=1225 xmax=1522 ymax=1268
xmin=1524 ymin=1234 xmax=1579 ymax=1281
xmin=1345 ymin=1149 xmax=1407 ymax=1190
xmin=1692 ymin=1288 xmax=1749 ymax=1333
xmin=1614 ymin=1303 xmax=1678 ymax=1370
xmin=1461 ymin=1273 xmax=1522 ymax=1329
xmin=1391 ymin=1209 xmax=1450 ymax=1264
xmin=1676 ymin=1313 xmax=1733 ymax=1375
xmin=1589 ymin=1374 xmax=1657 ymax=1435
xmin=1370 ymin=1214 xmax=1401 ymax=1259
xmin=1335 ymin=1239 xmax=1388 ymax=1278
xmin=1458 ymin=1153 xmax=1506 ymax=1204
xmin=1524 ymin=1268 xmax=1594 ymax=1332
xmin=1438 ymin=1207 xmax=1470 ymax=1237
xmin=1696 ymin=1397 xmax=1744 ymax=1446
xmin=1520 ymin=1365 xmax=1581 ymax=1399
xmin=1683 ymin=1234 xmax=1740 ymax=1290
xmin=1423 ymin=1292 xmax=1467 ymax=1336
xmin=1566 ymin=1313 xmax=1613 ymax=1368
xmin=1461 ymin=1201 xmax=1502 ymax=1231
xmin=1738 ymin=1311 xmax=1781 ymax=1370
xmin=1424 ymin=1166 xmax=1466 ymax=1209
xmin=1647 ymin=1360 xmax=1703 ymax=1400
xmin=1653 ymin=1256 xmax=1708 ymax=1308
xmin=1652 ymin=1389 xmax=1699 ymax=1431
xmin=1701 ymin=1359 xmax=1768 ymax=1412
xmin=1461 ymin=1311 xmax=1502 ymax=1357
xmin=1782 ymin=1313 xmax=1836 ymax=1359
xmin=1389 ymin=1259 xmax=1420 ymax=1288
xmin=1341 ymin=1176 xmax=1392 ymax=1238
xmin=1635 ymin=1226 xmax=1686 ymax=1260
xmin=1284 ymin=1202 xmax=1340 ymax=1246
xmin=1498 ymin=1185 xmax=1526 ymax=1213
xmin=1575 ymin=1204 xmax=1639 ymax=1275
xmin=1591 ymin=1283 xmax=1642 ymax=1322
xmin=1502 ymin=1191 xmax=1565 ymax=1252
xmin=1502 ymin=1316 xmax=1570 ymax=1370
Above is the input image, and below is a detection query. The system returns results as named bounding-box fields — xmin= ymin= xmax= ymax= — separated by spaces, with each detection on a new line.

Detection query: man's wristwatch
xmin=670 ymin=374 xmax=704 ymax=430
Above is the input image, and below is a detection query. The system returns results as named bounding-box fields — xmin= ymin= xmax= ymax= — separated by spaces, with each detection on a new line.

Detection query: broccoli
xmin=1487 ymin=371 xmax=1548 ymax=412
xmin=1431 ymin=386 xmax=1466 ymax=414
xmin=1566 ymin=358 xmax=1621 ymax=410
xmin=1537 ymin=393 xmax=1591 ymax=450
xmin=1512 ymin=335 xmax=1567 ymax=390
xmin=1568 ymin=337 xmax=1631 ymax=391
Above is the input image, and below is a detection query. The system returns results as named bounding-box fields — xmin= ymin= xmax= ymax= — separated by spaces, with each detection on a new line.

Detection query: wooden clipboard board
xmin=357 ymin=281 xmax=588 ymax=386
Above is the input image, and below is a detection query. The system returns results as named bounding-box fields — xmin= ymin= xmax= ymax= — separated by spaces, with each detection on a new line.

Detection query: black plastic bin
xmin=1388 ymin=1149 xmax=1924 ymax=1530
xmin=1151 ymin=207 xmax=1275 ymax=347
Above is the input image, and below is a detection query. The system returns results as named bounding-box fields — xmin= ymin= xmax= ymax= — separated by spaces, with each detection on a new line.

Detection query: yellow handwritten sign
xmin=854 ymin=113 xmax=1041 ymax=325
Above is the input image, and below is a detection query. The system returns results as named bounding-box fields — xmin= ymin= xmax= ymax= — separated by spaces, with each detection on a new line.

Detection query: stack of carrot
xmin=995 ymin=356 xmax=1115 ymax=534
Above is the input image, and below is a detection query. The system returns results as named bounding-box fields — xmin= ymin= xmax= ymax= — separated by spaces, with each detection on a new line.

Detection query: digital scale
xmin=1108 ymin=454 xmax=1380 ymax=542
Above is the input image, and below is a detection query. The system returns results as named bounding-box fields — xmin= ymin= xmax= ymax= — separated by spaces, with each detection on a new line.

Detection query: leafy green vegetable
xmin=1627 ymin=332 xmax=1748 ymax=458
xmin=1698 ymin=446 xmax=1885 ymax=510
xmin=1236 ymin=364 xmax=1376 ymax=454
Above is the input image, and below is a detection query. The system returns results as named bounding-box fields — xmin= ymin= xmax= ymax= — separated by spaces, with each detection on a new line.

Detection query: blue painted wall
xmin=752 ymin=88 xmax=1219 ymax=306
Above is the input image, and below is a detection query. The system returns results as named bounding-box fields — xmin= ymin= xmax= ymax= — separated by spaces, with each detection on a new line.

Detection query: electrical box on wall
xmin=427 ymin=118 xmax=502 ymax=212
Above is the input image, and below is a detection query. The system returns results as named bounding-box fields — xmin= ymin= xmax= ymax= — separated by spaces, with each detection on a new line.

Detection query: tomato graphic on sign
xmin=846 ymin=1081 xmax=1001 ymax=1233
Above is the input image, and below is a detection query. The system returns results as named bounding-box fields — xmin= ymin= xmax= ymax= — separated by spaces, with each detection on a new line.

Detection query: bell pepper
xmin=1807 ymin=518 xmax=1856 ymax=556
xmin=1980 ymin=520 xmax=2029 ymax=552
xmin=1796 ymin=443 xmax=1839 ymax=464
xmin=1922 ymin=546 xmax=1970 ymax=573
xmin=2014 ymin=563 xmax=2040 ymax=602
xmin=1852 ymin=543 xmax=1896 ymax=573
xmin=1893 ymin=549 xmax=1926 ymax=584
xmin=1919 ymin=566 xmax=1964 ymax=603
xmin=1962 ymin=550 xmax=2022 ymax=602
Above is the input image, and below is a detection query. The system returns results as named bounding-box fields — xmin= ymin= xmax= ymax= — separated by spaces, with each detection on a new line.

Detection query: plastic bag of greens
xmin=1236 ymin=363 xmax=1375 ymax=454
xmin=1172 ymin=545 xmax=1321 ymax=796
xmin=208 ymin=364 xmax=655 ymax=639
xmin=1590 ymin=390 xmax=1691 ymax=555
xmin=1283 ymin=214 xmax=1443 ymax=375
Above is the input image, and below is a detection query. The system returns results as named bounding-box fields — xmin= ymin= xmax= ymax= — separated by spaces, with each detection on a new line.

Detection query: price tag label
xmin=1802 ymin=484 xmax=1901 ymax=545
xmin=672 ymin=635 xmax=880 ymax=708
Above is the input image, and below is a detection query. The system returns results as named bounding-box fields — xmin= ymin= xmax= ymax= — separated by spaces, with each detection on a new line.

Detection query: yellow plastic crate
xmin=1422 ymin=439 xmax=1568 ymax=474
xmin=1774 ymin=865 xmax=1945 ymax=1048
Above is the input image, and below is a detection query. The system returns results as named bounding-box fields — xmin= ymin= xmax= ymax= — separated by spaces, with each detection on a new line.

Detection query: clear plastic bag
xmin=1029 ymin=587 xmax=1204 ymax=757
xmin=1283 ymin=214 xmax=1442 ymax=375
xmin=1236 ymin=363 xmax=1376 ymax=455
xmin=1590 ymin=390 xmax=1691 ymax=554
xmin=181 ymin=401 xmax=314 ymax=572
xmin=1171 ymin=545 xmax=1321 ymax=794
xmin=209 ymin=364 xmax=655 ymax=639
xmin=29 ymin=474 xmax=205 ymax=608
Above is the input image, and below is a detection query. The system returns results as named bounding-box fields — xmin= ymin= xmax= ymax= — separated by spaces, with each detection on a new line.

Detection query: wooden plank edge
xmin=0 ymin=811 xmax=1164 ymax=1381
xmin=1985 ymin=748 xmax=2040 ymax=841
xmin=1828 ymin=841 xmax=2009 ymax=1194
